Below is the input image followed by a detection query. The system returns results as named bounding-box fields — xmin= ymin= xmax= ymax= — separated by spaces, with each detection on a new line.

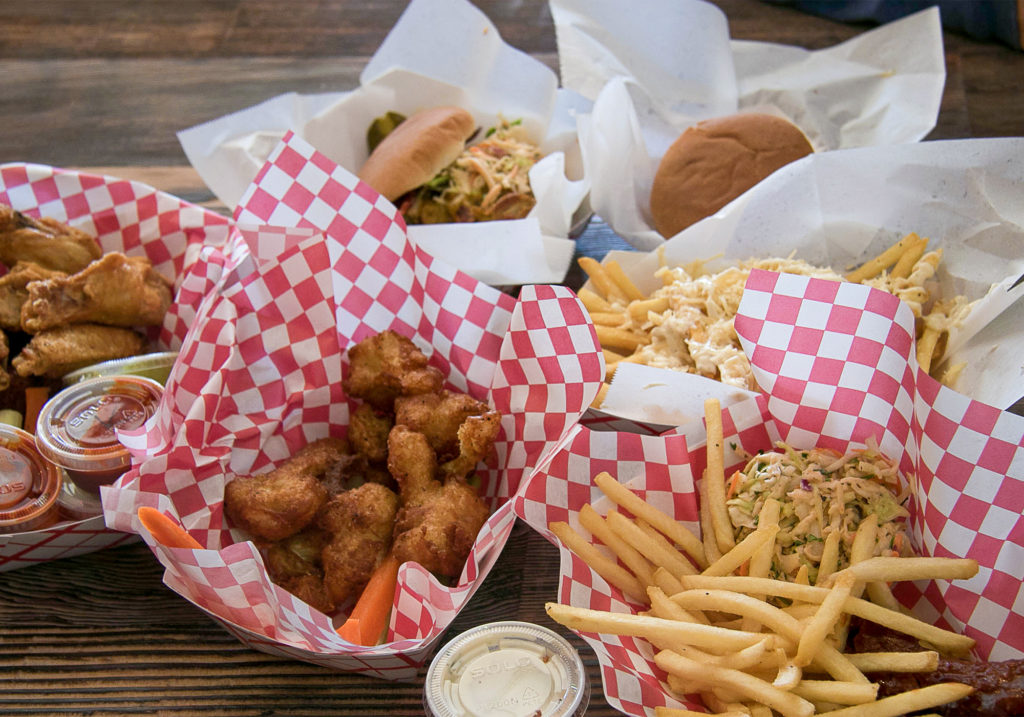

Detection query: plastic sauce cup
xmin=0 ymin=424 xmax=63 ymax=533
xmin=61 ymin=351 xmax=179 ymax=387
xmin=423 ymin=621 xmax=590 ymax=717
xmin=34 ymin=375 xmax=163 ymax=495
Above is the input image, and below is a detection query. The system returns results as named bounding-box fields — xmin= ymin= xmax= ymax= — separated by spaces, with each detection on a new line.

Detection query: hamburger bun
xmin=650 ymin=113 xmax=814 ymax=238
xmin=357 ymin=106 xmax=476 ymax=202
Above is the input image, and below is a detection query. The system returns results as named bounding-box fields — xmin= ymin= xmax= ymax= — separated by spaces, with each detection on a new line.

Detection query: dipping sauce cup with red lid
xmin=34 ymin=375 xmax=164 ymax=495
xmin=0 ymin=424 xmax=63 ymax=534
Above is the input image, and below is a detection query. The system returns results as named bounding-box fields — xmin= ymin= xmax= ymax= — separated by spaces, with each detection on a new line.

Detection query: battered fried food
xmin=319 ymin=482 xmax=400 ymax=606
xmin=20 ymin=252 xmax=173 ymax=333
xmin=343 ymin=330 xmax=443 ymax=410
xmin=0 ymin=262 xmax=65 ymax=331
xmin=347 ymin=403 xmax=393 ymax=463
xmin=223 ymin=437 xmax=347 ymax=542
xmin=11 ymin=323 xmax=148 ymax=378
xmin=440 ymin=409 xmax=502 ymax=480
xmin=262 ymin=528 xmax=334 ymax=614
xmin=387 ymin=424 xmax=490 ymax=578
xmin=0 ymin=205 xmax=102 ymax=273
xmin=0 ymin=330 xmax=9 ymax=392
xmin=394 ymin=390 xmax=496 ymax=458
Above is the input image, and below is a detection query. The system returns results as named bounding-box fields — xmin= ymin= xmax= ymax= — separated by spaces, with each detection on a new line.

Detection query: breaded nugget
xmin=223 ymin=437 xmax=347 ymax=541
xmin=319 ymin=482 xmax=399 ymax=607
xmin=262 ymin=529 xmax=333 ymax=614
xmin=440 ymin=410 xmax=502 ymax=481
xmin=347 ymin=403 xmax=393 ymax=463
xmin=394 ymin=390 xmax=495 ymax=459
xmin=343 ymin=330 xmax=443 ymax=409
xmin=386 ymin=424 xmax=438 ymax=498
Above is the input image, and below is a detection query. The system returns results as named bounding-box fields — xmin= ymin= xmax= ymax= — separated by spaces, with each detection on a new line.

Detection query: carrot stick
xmin=726 ymin=470 xmax=744 ymax=500
xmin=336 ymin=554 xmax=400 ymax=646
xmin=23 ymin=386 xmax=51 ymax=434
xmin=137 ymin=506 xmax=203 ymax=550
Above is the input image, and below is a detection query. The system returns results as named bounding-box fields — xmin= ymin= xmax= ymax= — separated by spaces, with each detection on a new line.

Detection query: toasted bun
xmin=357 ymin=106 xmax=476 ymax=202
xmin=650 ymin=113 xmax=814 ymax=238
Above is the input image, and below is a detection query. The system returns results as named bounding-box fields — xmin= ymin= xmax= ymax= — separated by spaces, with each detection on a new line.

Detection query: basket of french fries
xmin=0 ymin=162 xmax=232 ymax=571
xmin=513 ymin=266 xmax=1024 ymax=715
xmin=576 ymin=137 xmax=1024 ymax=434
xmin=101 ymin=131 xmax=605 ymax=679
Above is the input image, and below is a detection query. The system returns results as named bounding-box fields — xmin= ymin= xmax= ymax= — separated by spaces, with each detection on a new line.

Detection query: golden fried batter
xmin=223 ymin=437 xmax=347 ymax=541
xmin=343 ymin=330 xmax=443 ymax=410
xmin=0 ymin=262 xmax=65 ymax=330
xmin=0 ymin=329 xmax=9 ymax=392
xmin=11 ymin=323 xmax=148 ymax=378
xmin=20 ymin=252 xmax=173 ymax=333
xmin=440 ymin=410 xmax=502 ymax=481
xmin=319 ymin=481 xmax=400 ymax=607
xmin=0 ymin=205 xmax=102 ymax=273
xmin=347 ymin=403 xmax=393 ymax=463
xmin=386 ymin=424 xmax=438 ymax=498
xmin=262 ymin=529 xmax=334 ymax=614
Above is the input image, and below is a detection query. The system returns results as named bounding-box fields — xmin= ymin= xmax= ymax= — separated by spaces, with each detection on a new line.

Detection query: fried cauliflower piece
xmin=223 ymin=437 xmax=347 ymax=541
xmin=347 ymin=403 xmax=393 ymax=463
xmin=386 ymin=424 xmax=489 ymax=578
xmin=319 ymin=482 xmax=400 ymax=607
xmin=342 ymin=330 xmax=443 ymax=410
xmin=262 ymin=528 xmax=334 ymax=615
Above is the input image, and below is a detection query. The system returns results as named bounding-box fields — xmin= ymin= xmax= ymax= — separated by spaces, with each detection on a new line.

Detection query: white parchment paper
xmin=178 ymin=0 xmax=592 ymax=286
xmin=551 ymin=0 xmax=946 ymax=250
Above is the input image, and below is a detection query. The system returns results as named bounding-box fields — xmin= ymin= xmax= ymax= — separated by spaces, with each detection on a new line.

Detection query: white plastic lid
xmin=423 ymin=621 xmax=589 ymax=717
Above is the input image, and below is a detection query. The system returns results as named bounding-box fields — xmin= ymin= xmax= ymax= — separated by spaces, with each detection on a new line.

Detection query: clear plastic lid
xmin=34 ymin=375 xmax=164 ymax=473
xmin=0 ymin=424 xmax=63 ymax=532
xmin=62 ymin=351 xmax=178 ymax=386
xmin=424 ymin=621 xmax=590 ymax=717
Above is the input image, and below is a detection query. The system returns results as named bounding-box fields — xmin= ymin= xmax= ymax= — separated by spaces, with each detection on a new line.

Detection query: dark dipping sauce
xmin=850 ymin=618 xmax=1024 ymax=716
xmin=34 ymin=375 xmax=163 ymax=494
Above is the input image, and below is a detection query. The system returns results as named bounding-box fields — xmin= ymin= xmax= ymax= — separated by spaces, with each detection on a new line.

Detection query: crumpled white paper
xmin=594 ymin=137 xmax=1024 ymax=429
xmin=550 ymin=0 xmax=946 ymax=250
xmin=178 ymin=0 xmax=592 ymax=286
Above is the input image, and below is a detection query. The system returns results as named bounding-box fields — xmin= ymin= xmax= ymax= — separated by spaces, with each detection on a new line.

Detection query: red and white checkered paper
xmin=514 ymin=269 xmax=1024 ymax=716
xmin=102 ymin=132 xmax=605 ymax=680
xmin=0 ymin=163 xmax=232 ymax=572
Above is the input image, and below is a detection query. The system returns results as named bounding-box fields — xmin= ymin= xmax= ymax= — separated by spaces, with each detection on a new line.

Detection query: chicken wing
xmin=319 ymin=481 xmax=399 ymax=607
xmin=0 ymin=262 xmax=65 ymax=330
xmin=0 ymin=329 xmax=9 ymax=392
xmin=20 ymin=252 xmax=173 ymax=333
xmin=11 ymin=323 xmax=148 ymax=378
xmin=222 ymin=437 xmax=347 ymax=541
xmin=0 ymin=205 xmax=102 ymax=273
xmin=343 ymin=330 xmax=443 ymax=410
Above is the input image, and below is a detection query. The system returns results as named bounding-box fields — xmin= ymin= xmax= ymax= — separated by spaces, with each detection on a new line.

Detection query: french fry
xmin=578 ymin=286 xmax=613 ymax=313
xmin=579 ymin=505 xmax=656 ymax=589
xmin=589 ymin=311 xmax=629 ymax=326
xmin=578 ymin=256 xmax=629 ymax=304
xmin=792 ymin=680 xmax=879 ymax=706
xmin=814 ymin=682 xmax=973 ymax=717
xmin=795 ymin=572 xmax=855 ymax=667
xmin=548 ymin=521 xmax=645 ymax=601
xmin=698 ymin=471 xmax=724 ymax=563
xmin=545 ymin=603 xmax=775 ymax=653
xmin=655 ymin=708 xmax=748 ymax=717
xmin=648 ymin=586 xmax=703 ymax=625
xmin=890 ymin=234 xmax=928 ymax=279
xmin=846 ymin=233 xmax=920 ymax=283
xmin=594 ymin=471 xmax=707 ymax=569
xmin=595 ymin=324 xmax=652 ymax=352
xmin=816 ymin=529 xmax=842 ymax=585
xmin=603 ymin=259 xmax=647 ymax=302
xmin=846 ymin=651 xmax=940 ymax=673
xmin=832 ymin=556 xmax=979 ymax=584
xmin=592 ymin=381 xmax=610 ymax=409
xmin=652 ymin=566 xmax=686 ymax=599
xmin=628 ymin=296 xmax=670 ymax=323
xmin=703 ymin=524 xmax=779 ymax=577
xmin=633 ymin=518 xmax=699 ymax=576
xmin=655 ymin=650 xmax=816 ymax=717
xmin=703 ymin=398 xmax=735 ymax=554
xmin=916 ymin=324 xmax=942 ymax=374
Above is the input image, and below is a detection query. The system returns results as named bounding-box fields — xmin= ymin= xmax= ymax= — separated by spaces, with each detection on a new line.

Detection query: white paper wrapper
xmin=550 ymin=0 xmax=946 ymax=249
xmin=588 ymin=137 xmax=1024 ymax=431
xmin=178 ymin=0 xmax=592 ymax=286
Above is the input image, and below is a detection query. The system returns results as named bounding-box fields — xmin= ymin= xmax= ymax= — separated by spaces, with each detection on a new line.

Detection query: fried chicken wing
xmin=11 ymin=323 xmax=148 ymax=378
xmin=0 ymin=205 xmax=102 ymax=273
xmin=20 ymin=252 xmax=173 ymax=333
xmin=223 ymin=437 xmax=347 ymax=541
xmin=0 ymin=262 xmax=65 ymax=331
xmin=319 ymin=482 xmax=400 ymax=606
xmin=343 ymin=330 xmax=443 ymax=409
xmin=0 ymin=329 xmax=9 ymax=392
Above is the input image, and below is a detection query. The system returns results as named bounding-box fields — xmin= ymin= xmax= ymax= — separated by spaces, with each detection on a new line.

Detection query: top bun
xmin=358 ymin=106 xmax=476 ymax=202
xmin=649 ymin=113 xmax=814 ymax=239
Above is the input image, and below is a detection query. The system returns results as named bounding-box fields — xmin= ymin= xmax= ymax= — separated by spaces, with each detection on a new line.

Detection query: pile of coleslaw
xmin=726 ymin=441 xmax=912 ymax=584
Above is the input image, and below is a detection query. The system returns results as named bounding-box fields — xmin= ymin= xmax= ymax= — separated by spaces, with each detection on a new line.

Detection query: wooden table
xmin=1 ymin=2 xmax=1022 ymax=714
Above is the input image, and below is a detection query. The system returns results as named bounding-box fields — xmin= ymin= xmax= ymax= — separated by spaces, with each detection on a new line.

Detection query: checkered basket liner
xmin=0 ymin=163 xmax=232 ymax=571
xmin=102 ymin=132 xmax=605 ymax=677
xmin=513 ymin=269 xmax=1024 ymax=715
